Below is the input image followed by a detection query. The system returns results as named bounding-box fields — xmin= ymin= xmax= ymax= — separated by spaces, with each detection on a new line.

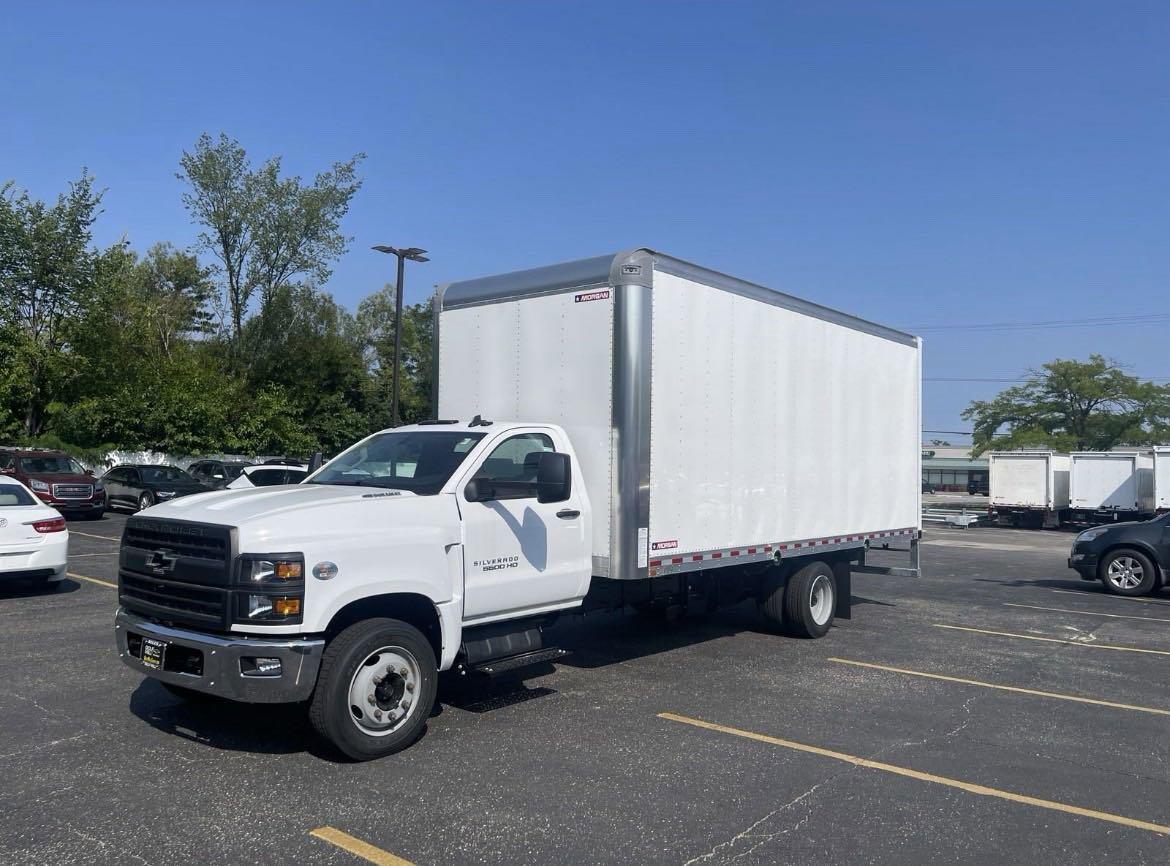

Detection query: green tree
xmin=177 ymin=133 xmax=364 ymax=359
xmin=356 ymin=287 xmax=434 ymax=427
xmin=963 ymin=355 xmax=1170 ymax=455
xmin=243 ymin=283 xmax=372 ymax=453
xmin=0 ymin=173 xmax=102 ymax=436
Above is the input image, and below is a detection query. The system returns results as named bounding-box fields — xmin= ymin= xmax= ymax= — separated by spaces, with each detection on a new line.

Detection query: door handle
xmin=556 ymin=509 xmax=580 ymax=520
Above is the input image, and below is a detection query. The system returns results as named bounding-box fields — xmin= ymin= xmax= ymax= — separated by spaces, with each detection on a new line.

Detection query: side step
xmin=472 ymin=648 xmax=570 ymax=676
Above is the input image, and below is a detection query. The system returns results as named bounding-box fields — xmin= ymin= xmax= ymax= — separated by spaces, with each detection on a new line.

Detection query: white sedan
xmin=225 ymin=464 xmax=309 ymax=490
xmin=0 ymin=475 xmax=69 ymax=589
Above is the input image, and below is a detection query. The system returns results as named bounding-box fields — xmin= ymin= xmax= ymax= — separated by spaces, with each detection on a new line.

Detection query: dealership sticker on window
xmin=574 ymin=290 xmax=610 ymax=303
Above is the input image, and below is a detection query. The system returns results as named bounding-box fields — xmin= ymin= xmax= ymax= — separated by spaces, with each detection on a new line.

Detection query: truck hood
xmin=140 ymin=483 xmax=453 ymax=553
xmin=145 ymin=483 xmax=418 ymax=523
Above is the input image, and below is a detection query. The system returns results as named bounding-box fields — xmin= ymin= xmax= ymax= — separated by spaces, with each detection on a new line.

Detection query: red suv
xmin=0 ymin=448 xmax=106 ymax=519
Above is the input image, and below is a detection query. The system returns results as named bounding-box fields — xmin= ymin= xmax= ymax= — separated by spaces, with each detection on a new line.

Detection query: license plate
xmin=141 ymin=637 xmax=166 ymax=670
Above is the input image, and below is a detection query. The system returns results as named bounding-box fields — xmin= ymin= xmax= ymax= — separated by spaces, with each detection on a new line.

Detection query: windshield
xmin=140 ymin=466 xmax=195 ymax=484
xmin=308 ymin=431 xmax=485 ymax=495
xmin=20 ymin=456 xmax=85 ymax=475
xmin=224 ymin=464 xmax=248 ymax=479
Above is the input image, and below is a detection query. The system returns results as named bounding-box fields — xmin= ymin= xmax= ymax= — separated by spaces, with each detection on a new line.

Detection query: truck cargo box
xmin=1154 ymin=447 xmax=1170 ymax=512
xmin=989 ymin=451 xmax=1070 ymax=511
xmin=1069 ymin=451 xmax=1154 ymax=514
xmin=435 ymin=249 xmax=921 ymax=581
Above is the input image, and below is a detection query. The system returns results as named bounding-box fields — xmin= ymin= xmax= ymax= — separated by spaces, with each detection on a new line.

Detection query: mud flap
xmin=832 ymin=560 xmax=852 ymax=620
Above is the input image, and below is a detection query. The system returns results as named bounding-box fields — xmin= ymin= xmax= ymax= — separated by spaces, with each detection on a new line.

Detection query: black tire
xmin=760 ymin=567 xmax=787 ymax=627
xmin=160 ymin=681 xmax=222 ymax=703
xmin=87 ymin=508 xmax=105 ymax=520
xmin=309 ymin=618 xmax=437 ymax=761
xmin=138 ymin=491 xmax=154 ymax=512
xmin=781 ymin=561 xmax=836 ymax=638
xmin=1099 ymin=548 xmax=1158 ymax=597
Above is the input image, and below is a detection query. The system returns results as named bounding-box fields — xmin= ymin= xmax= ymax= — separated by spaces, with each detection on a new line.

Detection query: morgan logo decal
xmin=473 ymin=555 xmax=520 ymax=572
xmin=651 ymin=540 xmax=678 ymax=551
xmin=574 ymin=290 xmax=610 ymax=303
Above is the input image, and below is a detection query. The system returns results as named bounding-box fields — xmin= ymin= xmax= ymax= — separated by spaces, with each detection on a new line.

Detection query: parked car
xmin=101 ymin=465 xmax=209 ymax=512
xmin=921 ymin=481 xmax=936 ymax=494
xmin=187 ymin=459 xmax=254 ymax=490
xmin=1068 ymin=511 xmax=1170 ymax=596
xmin=967 ymin=476 xmax=989 ymax=496
xmin=0 ymin=447 xmax=105 ymax=519
xmin=225 ymin=463 xmax=309 ymax=489
xmin=0 ymin=474 xmax=68 ymax=589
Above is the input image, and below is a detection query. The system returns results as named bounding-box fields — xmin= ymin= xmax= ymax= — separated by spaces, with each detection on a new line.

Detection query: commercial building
xmin=922 ymin=445 xmax=988 ymax=492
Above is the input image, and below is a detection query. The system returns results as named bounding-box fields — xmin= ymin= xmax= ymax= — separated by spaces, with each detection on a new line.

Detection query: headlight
xmin=30 ymin=479 xmax=49 ymax=492
xmin=246 ymin=558 xmax=304 ymax=583
xmin=234 ymin=554 xmax=305 ymax=624
xmin=156 ymin=491 xmax=176 ymax=499
xmin=1077 ymin=527 xmax=1109 ymax=543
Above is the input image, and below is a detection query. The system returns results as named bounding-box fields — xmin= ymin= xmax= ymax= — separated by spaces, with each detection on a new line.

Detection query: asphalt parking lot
xmin=3 ymin=514 xmax=1169 ymax=865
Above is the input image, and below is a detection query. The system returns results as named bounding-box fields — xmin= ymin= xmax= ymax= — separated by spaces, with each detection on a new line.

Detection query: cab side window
xmin=473 ymin=433 xmax=555 ymax=500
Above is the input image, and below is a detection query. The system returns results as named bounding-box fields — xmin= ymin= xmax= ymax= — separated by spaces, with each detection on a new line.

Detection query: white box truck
xmin=988 ymin=451 xmax=1070 ymax=528
xmin=113 ymin=249 xmax=921 ymax=760
xmin=1153 ymin=447 xmax=1170 ymax=513
xmin=1068 ymin=451 xmax=1154 ymax=523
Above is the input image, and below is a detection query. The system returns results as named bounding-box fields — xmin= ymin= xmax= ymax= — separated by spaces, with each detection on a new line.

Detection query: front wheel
xmin=309 ymin=618 xmax=437 ymax=761
xmin=781 ymin=561 xmax=836 ymax=638
xmin=138 ymin=491 xmax=154 ymax=512
xmin=1100 ymin=549 xmax=1157 ymax=596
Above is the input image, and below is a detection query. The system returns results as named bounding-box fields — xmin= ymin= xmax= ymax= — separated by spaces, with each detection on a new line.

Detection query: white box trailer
xmin=988 ymin=451 xmax=1070 ymax=527
xmin=1154 ymin=447 xmax=1170 ymax=513
xmin=1068 ymin=451 xmax=1154 ymax=521
xmin=435 ymin=248 xmax=922 ymax=590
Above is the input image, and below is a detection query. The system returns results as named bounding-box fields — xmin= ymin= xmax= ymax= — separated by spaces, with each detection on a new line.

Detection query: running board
xmin=472 ymin=648 xmax=570 ymax=676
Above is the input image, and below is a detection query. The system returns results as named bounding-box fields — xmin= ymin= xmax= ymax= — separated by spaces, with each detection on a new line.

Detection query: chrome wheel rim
xmin=347 ymin=645 xmax=422 ymax=737
xmin=809 ymin=574 xmax=834 ymax=625
xmin=1106 ymin=556 xmax=1144 ymax=590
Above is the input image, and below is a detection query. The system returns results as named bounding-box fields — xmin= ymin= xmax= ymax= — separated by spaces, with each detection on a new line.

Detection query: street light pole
xmin=372 ymin=245 xmax=429 ymax=427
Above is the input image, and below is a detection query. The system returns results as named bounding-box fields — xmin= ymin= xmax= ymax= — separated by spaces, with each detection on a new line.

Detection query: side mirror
xmin=85 ymin=468 xmax=94 ymax=477
xmin=308 ymin=451 xmax=324 ymax=473
xmin=213 ymin=473 xmax=225 ymax=480
xmin=536 ymin=452 xmax=571 ymax=504
xmin=464 ymin=478 xmax=491 ymax=503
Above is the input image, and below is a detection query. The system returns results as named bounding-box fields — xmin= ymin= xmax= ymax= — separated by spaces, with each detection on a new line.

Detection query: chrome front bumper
xmin=114 ymin=607 xmax=325 ymax=703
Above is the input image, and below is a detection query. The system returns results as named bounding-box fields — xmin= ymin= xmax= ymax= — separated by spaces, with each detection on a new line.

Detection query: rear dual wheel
xmin=762 ymin=560 xmax=836 ymax=638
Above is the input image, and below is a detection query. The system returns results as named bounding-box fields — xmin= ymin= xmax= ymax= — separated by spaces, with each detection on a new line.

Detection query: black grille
xmin=119 ymin=517 xmax=236 ymax=630
xmin=123 ymin=519 xmax=230 ymax=563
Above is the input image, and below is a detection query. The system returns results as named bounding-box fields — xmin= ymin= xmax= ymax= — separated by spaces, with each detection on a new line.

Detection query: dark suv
xmin=0 ymin=447 xmax=105 ymax=519
xmin=1068 ymin=512 xmax=1170 ymax=596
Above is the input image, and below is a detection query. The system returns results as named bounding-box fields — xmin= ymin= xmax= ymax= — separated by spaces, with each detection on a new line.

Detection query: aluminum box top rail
xmin=436 ymin=248 xmax=918 ymax=348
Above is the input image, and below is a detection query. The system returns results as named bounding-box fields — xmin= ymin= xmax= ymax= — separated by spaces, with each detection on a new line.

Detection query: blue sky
xmin=3 ymin=2 xmax=1167 ymax=440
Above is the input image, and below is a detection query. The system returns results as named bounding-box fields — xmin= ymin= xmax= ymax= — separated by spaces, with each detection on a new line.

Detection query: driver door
xmin=459 ymin=430 xmax=590 ymax=622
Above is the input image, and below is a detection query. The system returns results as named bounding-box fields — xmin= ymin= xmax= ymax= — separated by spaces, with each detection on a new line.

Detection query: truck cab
xmin=115 ymin=420 xmax=590 ymax=760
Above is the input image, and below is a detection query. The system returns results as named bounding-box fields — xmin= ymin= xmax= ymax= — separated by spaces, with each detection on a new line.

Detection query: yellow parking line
xmin=68 ymin=572 xmax=117 ymax=589
xmin=658 ymin=712 xmax=1170 ymax=836
xmin=933 ymin=624 xmax=1170 ymax=656
xmin=310 ymin=827 xmax=416 ymax=865
xmin=69 ymin=530 xmax=119 ymax=542
xmin=828 ymin=658 xmax=1170 ymax=716
xmin=1004 ymin=602 xmax=1170 ymax=624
